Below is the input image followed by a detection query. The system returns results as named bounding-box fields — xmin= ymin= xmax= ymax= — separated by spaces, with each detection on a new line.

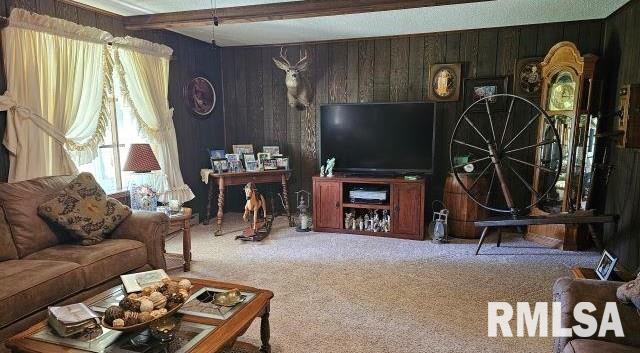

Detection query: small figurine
xmin=345 ymin=212 xmax=353 ymax=229
xmin=325 ymin=157 xmax=336 ymax=177
xmin=364 ymin=214 xmax=370 ymax=230
xmin=351 ymin=218 xmax=357 ymax=230
xmin=357 ymin=217 xmax=364 ymax=231
xmin=320 ymin=165 xmax=326 ymax=177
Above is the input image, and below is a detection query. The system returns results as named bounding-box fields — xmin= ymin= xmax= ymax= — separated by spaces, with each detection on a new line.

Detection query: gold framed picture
xmin=427 ymin=63 xmax=462 ymax=102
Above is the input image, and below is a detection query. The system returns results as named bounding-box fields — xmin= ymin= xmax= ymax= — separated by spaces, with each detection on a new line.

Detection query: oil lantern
xmin=295 ymin=190 xmax=311 ymax=232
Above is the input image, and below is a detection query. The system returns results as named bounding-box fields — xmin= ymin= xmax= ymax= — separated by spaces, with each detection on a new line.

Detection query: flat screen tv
xmin=319 ymin=102 xmax=435 ymax=175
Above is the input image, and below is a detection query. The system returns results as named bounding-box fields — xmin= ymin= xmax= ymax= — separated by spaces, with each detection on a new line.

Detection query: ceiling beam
xmin=123 ymin=0 xmax=492 ymax=30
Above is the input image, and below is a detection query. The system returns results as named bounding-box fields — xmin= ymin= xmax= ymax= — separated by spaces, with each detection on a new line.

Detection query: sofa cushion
xmin=0 ymin=175 xmax=75 ymax=257
xmin=0 ymin=259 xmax=84 ymax=328
xmin=38 ymin=173 xmax=131 ymax=246
xmin=0 ymin=207 xmax=18 ymax=261
xmin=563 ymin=339 xmax=640 ymax=353
xmin=24 ymin=239 xmax=147 ymax=288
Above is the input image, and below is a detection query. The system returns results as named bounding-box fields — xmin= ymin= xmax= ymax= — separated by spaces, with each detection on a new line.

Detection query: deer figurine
xmin=273 ymin=47 xmax=312 ymax=110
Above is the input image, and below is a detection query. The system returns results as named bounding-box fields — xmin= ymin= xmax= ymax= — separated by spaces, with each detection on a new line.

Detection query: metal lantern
xmin=428 ymin=201 xmax=449 ymax=243
xmin=295 ymin=190 xmax=312 ymax=232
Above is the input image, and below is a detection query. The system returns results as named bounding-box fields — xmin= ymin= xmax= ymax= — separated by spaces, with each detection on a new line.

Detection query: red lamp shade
xmin=123 ymin=143 xmax=161 ymax=172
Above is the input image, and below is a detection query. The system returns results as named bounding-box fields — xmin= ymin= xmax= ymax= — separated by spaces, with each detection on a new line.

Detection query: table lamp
xmin=124 ymin=143 xmax=161 ymax=211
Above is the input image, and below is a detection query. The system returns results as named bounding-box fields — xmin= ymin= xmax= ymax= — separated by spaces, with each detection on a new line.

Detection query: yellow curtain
xmin=0 ymin=9 xmax=113 ymax=182
xmin=113 ymin=37 xmax=194 ymax=203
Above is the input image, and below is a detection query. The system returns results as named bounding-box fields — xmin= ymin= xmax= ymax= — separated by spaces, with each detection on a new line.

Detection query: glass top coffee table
xmin=6 ymin=278 xmax=274 ymax=353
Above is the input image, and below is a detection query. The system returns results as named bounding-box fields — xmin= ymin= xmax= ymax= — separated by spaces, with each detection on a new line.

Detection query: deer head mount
xmin=273 ymin=47 xmax=312 ymax=110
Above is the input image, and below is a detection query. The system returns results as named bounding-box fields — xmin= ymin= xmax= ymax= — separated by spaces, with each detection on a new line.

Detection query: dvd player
xmin=348 ymin=188 xmax=388 ymax=203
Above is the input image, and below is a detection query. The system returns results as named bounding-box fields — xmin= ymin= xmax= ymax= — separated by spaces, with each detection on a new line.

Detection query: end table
xmin=167 ymin=207 xmax=192 ymax=271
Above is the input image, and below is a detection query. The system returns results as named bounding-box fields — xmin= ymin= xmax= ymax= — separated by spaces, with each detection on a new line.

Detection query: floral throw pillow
xmin=38 ymin=173 xmax=132 ymax=245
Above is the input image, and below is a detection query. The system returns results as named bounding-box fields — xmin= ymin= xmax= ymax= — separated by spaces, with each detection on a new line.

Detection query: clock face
xmin=463 ymin=163 xmax=475 ymax=173
xmin=548 ymin=71 xmax=576 ymax=111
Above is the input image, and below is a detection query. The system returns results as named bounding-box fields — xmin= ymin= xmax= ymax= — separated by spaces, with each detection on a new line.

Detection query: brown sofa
xmin=0 ymin=175 xmax=168 ymax=345
xmin=553 ymin=277 xmax=640 ymax=353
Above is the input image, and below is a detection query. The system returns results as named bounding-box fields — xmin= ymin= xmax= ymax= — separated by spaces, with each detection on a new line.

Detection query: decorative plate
xmin=184 ymin=76 xmax=216 ymax=117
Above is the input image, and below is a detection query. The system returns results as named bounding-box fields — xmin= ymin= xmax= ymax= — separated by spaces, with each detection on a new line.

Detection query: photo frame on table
xmin=514 ymin=57 xmax=543 ymax=97
xmin=225 ymin=153 xmax=240 ymax=163
xmin=256 ymin=152 xmax=271 ymax=166
xmin=427 ymin=63 xmax=462 ymax=102
xmin=263 ymin=159 xmax=278 ymax=170
xmin=210 ymin=158 xmax=228 ymax=174
xmin=245 ymin=160 xmax=259 ymax=172
xmin=232 ymin=144 xmax=254 ymax=158
xmin=463 ymin=77 xmax=509 ymax=111
xmin=209 ymin=149 xmax=225 ymax=160
xmin=276 ymin=157 xmax=289 ymax=170
xmin=595 ymin=250 xmax=618 ymax=280
xmin=262 ymin=146 xmax=280 ymax=156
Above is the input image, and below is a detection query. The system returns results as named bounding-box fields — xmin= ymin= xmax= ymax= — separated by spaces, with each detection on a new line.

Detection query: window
xmin=77 ymin=75 xmax=152 ymax=193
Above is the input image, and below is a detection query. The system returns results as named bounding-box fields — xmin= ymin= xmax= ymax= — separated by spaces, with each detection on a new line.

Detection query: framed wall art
xmin=184 ymin=76 xmax=216 ymax=117
xmin=427 ymin=63 xmax=462 ymax=102
xmin=463 ymin=77 xmax=508 ymax=111
xmin=514 ymin=57 xmax=543 ymax=97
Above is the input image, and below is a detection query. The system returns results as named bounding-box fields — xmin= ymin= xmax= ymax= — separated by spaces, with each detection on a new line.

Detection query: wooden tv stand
xmin=312 ymin=174 xmax=426 ymax=240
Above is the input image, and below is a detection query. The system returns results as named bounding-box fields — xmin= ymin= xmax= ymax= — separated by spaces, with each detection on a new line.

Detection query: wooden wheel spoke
xmin=468 ymin=161 xmax=493 ymax=194
xmin=504 ymin=139 xmax=557 ymax=154
xmin=485 ymin=100 xmax=497 ymax=143
xmin=485 ymin=168 xmax=496 ymax=205
xmin=463 ymin=115 xmax=489 ymax=143
xmin=506 ymin=156 xmax=555 ymax=173
xmin=452 ymin=139 xmax=490 ymax=153
xmin=503 ymin=113 xmax=539 ymax=150
xmin=453 ymin=155 xmax=491 ymax=170
xmin=507 ymin=164 xmax=539 ymax=197
xmin=499 ymin=97 xmax=515 ymax=147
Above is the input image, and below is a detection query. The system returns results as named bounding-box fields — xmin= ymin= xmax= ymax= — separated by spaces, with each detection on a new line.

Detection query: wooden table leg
xmin=204 ymin=178 xmax=214 ymax=225
xmin=475 ymin=227 xmax=489 ymax=255
xmin=183 ymin=219 xmax=191 ymax=271
xmin=281 ymin=174 xmax=294 ymax=227
xmin=215 ymin=177 xmax=225 ymax=236
xmin=259 ymin=306 xmax=271 ymax=353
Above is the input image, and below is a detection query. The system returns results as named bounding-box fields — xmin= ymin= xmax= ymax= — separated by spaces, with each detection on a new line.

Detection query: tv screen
xmin=320 ymin=102 xmax=435 ymax=174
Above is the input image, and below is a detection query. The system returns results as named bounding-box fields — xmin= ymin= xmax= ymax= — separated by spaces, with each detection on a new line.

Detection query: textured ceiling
xmin=72 ymin=0 xmax=629 ymax=46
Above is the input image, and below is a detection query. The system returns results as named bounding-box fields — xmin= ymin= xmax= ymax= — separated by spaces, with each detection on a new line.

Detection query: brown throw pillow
xmin=38 ymin=173 xmax=132 ymax=245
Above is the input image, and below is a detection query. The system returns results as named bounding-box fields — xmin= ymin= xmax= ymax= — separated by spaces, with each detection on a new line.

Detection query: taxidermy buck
xmin=273 ymin=47 xmax=312 ymax=110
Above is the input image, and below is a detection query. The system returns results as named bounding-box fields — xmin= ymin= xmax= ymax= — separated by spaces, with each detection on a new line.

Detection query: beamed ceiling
xmin=69 ymin=0 xmax=630 ymax=46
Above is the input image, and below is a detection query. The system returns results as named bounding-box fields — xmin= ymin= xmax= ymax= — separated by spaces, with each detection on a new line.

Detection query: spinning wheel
xmin=449 ymin=94 xmax=562 ymax=215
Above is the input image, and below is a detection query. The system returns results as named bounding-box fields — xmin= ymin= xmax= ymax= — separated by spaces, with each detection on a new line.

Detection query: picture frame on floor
xmin=595 ymin=250 xmax=618 ymax=280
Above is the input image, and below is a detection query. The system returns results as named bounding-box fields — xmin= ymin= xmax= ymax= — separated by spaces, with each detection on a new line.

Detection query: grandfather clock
xmin=527 ymin=41 xmax=599 ymax=250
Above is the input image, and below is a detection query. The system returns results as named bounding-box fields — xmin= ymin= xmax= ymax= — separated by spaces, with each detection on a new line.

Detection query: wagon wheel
xmin=449 ymin=93 xmax=562 ymax=215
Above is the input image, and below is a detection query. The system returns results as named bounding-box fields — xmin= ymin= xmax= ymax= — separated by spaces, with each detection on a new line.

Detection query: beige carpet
xmin=166 ymin=213 xmax=600 ymax=353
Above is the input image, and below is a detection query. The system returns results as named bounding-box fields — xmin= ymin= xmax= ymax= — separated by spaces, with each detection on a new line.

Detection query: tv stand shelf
xmin=312 ymin=175 xmax=426 ymax=240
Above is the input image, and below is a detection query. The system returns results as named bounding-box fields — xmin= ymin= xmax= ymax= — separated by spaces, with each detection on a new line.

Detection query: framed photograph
xmin=463 ymin=77 xmax=509 ymax=111
xmin=232 ymin=144 xmax=254 ymax=157
xmin=209 ymin=149 xmax=225 ymax=160
xmin=225 ymin=153 xmax=240 ymax=163
xmin=245 ymin=160 xmax=259 ymax=172
xmin=514 ymin=57 xmax=543 ymax=97
xmin=427 ymin=63 xmax=462 ymax=102
xmin=256 ymin=152 xmax=271 ymax=166
xmin=210 ymin=158 xmax=228 ymax=174
xmin=276 ymin=157 xmax=289 ymax=169
xmin=595 ymin=250 xmax=618 ymax=280
xmin=263 ymin=146 xmax=280 ymax=156
xmin=263 ymin=159 xmax=278 ymax=170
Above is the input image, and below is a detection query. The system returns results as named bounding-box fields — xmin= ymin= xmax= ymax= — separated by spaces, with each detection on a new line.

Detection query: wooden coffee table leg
xmin=260 ymin=307 xmax=271 ymax=353
xmin=183 ymin=219 xmax=191 ymax=271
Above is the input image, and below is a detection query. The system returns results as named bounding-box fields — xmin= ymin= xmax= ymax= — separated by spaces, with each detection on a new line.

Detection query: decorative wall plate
xmin=184 ymin=76 xmax=216 ymax=117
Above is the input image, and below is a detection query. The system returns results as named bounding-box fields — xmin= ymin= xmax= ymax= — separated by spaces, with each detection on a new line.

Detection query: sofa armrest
xmin=552 ymin=277 xmax=640 ymax=353
xmin=111 ymin=211 xmax=168 ymax=270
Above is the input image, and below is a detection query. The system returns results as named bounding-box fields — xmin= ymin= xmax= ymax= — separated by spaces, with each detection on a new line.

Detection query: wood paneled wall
xmin=602 ymin=0 xmax=640 ymax=272
xmin=220 ymin=21 xmax=604 ymax=213
xmin=0 ymin=0 xmax=224 ymax=217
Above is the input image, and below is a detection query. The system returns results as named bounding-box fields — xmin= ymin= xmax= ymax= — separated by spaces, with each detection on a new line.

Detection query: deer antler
xmin=296 ymin=49 xmax=309 ymax=66
xmin=279 ymin=47 xmax=291 ymax=67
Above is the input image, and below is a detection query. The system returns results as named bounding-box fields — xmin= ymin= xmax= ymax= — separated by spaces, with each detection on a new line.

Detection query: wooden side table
xmin=167 ymin=207 xmax=192 ymax=272
xmin=570 ymin=266 xmax=634 ymax=282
